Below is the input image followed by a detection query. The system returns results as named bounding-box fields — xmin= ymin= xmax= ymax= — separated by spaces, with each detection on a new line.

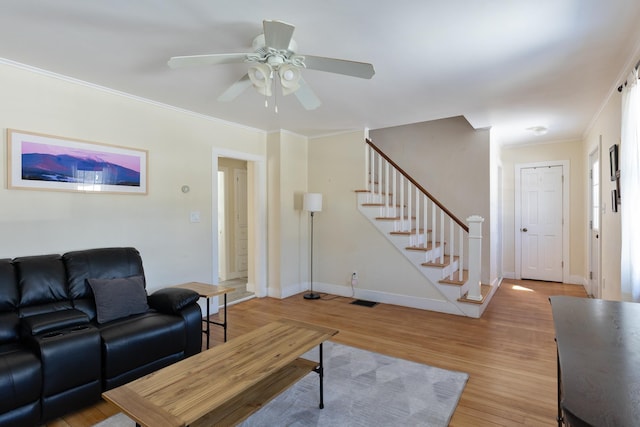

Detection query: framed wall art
xmin=609 ymin=143 xmax=619 ymax=181
xmin=7 ymin=129 xmax=148 ymax=194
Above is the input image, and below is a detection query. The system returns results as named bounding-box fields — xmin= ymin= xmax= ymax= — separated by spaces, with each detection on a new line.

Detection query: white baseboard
xmin=278 ymin=281 xmax=465 ymax=316
xmin=500 ymin=272 xmax=586 ymax=286
xmin=566 ymin=275 xmax=586 ymax=286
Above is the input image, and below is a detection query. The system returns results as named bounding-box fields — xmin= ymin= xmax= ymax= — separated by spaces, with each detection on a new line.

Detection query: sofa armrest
xmin=148 ymin=288 xmax=199 ymax=315
xmin=21 ymin=309 xmax=90 ymax=336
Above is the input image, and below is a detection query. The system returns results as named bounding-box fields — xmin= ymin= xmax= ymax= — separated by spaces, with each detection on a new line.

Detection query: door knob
xmin=521 ymin=228 xmax=528 ymax=232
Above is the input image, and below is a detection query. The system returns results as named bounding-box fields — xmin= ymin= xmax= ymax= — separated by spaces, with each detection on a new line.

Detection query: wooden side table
xmin=173 ymin=282 xmax=233 ymax=348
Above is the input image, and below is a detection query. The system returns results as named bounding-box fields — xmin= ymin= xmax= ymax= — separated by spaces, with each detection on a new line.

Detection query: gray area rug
xmin=94 ymin=341 xmax=468 ymax=427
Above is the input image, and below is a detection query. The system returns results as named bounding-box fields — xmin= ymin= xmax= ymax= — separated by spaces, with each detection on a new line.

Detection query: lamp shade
xmin=279 ymin=64 xmax=301 ymax=96
xmin=248 ymin=63 xmax=273 ymax=96
xmin=303 ymin=193 xmax=323 ymax=212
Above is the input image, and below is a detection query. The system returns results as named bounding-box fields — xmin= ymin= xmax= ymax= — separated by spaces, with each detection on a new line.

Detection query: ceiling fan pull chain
xmin=274 ymin=79 xmax=279 ymax=113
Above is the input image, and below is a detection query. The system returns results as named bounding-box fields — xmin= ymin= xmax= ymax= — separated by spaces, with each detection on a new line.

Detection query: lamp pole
xmin=303 ymin=193 xmax=322 ymax=300
xmin=304 ymin=210 xmax=320 ymax=299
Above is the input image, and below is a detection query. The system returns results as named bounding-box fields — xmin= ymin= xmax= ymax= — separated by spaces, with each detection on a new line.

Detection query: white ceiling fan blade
xmin=168 ymin=53 xmax=248 ymax=69
xmin=218 ymin=74 xmax=252 ymax=102
xmin=294 ymin=77 xmax=321 ymax=110
xmin=303 ymin=55 xmax=375 ymax=79
xmin=263 ymin=20 xmax=295 ymax=50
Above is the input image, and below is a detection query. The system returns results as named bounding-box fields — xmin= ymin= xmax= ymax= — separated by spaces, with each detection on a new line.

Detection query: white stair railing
xmin=364 ymin=139 xmax=483 ymax=296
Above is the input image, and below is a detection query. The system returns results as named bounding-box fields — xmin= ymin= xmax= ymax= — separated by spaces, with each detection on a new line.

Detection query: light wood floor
xmin=48 ymin=279 xmax=587 ymax=427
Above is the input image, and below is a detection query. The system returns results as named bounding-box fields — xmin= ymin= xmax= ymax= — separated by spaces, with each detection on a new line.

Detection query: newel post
xmin=466 ymin=215 xmax=484 ymax=301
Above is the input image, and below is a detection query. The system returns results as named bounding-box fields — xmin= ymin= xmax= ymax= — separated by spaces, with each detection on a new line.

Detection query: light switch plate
xmin=189 ymin=211 xmax=201 ymax=223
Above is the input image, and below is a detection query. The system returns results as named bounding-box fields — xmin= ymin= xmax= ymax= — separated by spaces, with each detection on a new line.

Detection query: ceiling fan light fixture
xmin=279 ymin=64 xmax=301 ymax=95
xmin=248 ymin=63 xmax=273 ymax=96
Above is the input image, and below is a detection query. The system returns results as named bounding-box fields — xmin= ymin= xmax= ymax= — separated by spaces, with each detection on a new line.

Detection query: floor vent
xmin=351 ymin=299 xmax=378 ymax=307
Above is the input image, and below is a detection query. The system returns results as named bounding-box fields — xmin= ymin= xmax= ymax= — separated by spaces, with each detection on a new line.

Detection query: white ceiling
xmin=1 ymin=1 xmax=640 ymax=145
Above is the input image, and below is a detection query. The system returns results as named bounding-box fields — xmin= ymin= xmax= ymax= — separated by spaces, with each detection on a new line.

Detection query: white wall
xmin=583 ymin=90 xmax=622 ymax=300
xmin=0 ymin=62 xmax=266 ymax=293
xmin=266 ymin=131 xmax=309 ymax=298
xmin=489 ymin=128 xmax=503 ymax=282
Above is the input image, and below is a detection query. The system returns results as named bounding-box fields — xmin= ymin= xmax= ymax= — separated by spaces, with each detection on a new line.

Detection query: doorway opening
xmin=218 ymin=157 xmax=252 ymax=303
xmin=211 ymin=149 xmax=267 ymax=312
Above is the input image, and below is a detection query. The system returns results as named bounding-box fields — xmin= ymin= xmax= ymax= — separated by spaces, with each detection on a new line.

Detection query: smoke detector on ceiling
xmin=527 ymin=126 xmax=549 ymax=136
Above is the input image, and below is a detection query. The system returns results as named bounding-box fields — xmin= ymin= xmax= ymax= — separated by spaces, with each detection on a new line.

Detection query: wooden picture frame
xmin=7 ymin=129 xmax=148 ymax=194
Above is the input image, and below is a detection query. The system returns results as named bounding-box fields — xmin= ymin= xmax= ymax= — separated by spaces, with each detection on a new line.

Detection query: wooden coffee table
xmin=102 ymin=319 xmax=339 ymax=427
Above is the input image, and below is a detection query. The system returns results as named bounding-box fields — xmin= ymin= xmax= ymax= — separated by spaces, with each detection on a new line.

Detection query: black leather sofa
xmin=0 ymin=247 xmax=202 ymax=426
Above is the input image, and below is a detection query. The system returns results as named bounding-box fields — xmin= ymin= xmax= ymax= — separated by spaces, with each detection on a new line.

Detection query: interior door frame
xmin=514 ymin=160 xmax=570 ymax=281
xmin=217 ymin=168 xmax=228 ymax=281
xmin=233 ymin=168 xmax=248 ymax=277
xmin=588 ymin=142 xmax=602 ymax=298
xmin=212 ymin=148 xmax=267 ymax=298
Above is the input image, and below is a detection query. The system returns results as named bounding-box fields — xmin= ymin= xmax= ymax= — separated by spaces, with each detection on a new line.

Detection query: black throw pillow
xmin=87 ymin=275 xmax=149 ymax=324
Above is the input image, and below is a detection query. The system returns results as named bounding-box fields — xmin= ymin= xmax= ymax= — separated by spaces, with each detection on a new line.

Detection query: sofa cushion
xmin=0 ymin=260 xmax=19 ymax=344
xmin=0 ymin=259 xmax=18 ymax=312
xmin=88 ymin=276 xmax=149 ymax=324
xmin=98 ymin=312 xmax=186 ymax=381
xmin=13 ymin=255 xmax=72 ymax=317
xmin=0 ymin=344 xmax=42 ymax=415
xmin=64 ymin=247 xmax=145 ymax=320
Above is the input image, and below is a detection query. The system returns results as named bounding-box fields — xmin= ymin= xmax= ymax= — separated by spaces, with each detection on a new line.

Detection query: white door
xmin=520 ymin=165 xmax=563 ymax=281
xmin=589 ymin=148 xmax=601 ymax=297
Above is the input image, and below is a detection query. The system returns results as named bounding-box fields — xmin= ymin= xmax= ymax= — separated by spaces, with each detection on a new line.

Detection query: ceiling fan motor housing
xmin=252 ymin=34 xmax=298 ymax=56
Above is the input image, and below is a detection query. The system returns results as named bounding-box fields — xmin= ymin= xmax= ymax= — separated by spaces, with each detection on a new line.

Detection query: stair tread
xmin=390 ymin=228 xmax=432 ymax=236
xmin=457 ymin=284 xmax=491 ymax=304
xmin=422 ymin=255 xmax=459 ymax=268
xmin=438 ymin=269 xmax=468 ymax=285
xmin=355 ymin=189 xmax=394 ymax=196
xmin=405 ymin=243 xmax=442 ymax=251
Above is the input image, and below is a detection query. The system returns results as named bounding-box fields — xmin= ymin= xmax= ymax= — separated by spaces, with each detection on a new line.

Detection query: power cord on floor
xmin=317 ymin=274 xmax=356 ymax=301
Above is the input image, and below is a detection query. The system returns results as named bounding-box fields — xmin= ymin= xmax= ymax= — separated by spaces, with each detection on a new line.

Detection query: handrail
xmin=366 ymin=138 xmax=469 ymax=233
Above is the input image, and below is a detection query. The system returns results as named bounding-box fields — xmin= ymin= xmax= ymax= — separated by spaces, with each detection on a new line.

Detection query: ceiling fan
xmin=168 ymin=20 xmax=375 ymax=110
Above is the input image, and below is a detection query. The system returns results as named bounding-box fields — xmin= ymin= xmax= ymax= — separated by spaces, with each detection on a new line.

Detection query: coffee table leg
xmin=318 ymin=343 xmax=324 ymax=409
xmin=206 ymin=296 xmax=211 ymax=349
xmin=223 ymin=293 xmax=228 ymax=342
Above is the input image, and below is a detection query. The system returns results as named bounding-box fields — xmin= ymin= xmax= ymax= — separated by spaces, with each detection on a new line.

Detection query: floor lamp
xmin=303 ymin=193 xmax=322 ymax=300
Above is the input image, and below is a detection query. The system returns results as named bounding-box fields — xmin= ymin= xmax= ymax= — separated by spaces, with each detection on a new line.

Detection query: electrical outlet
xmin=351 ymin=271 xmax=358 ymax=286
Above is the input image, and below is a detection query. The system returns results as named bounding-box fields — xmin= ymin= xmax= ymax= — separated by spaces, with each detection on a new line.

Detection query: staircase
xmin=357 ymin=139 xmax=494 ymax=318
